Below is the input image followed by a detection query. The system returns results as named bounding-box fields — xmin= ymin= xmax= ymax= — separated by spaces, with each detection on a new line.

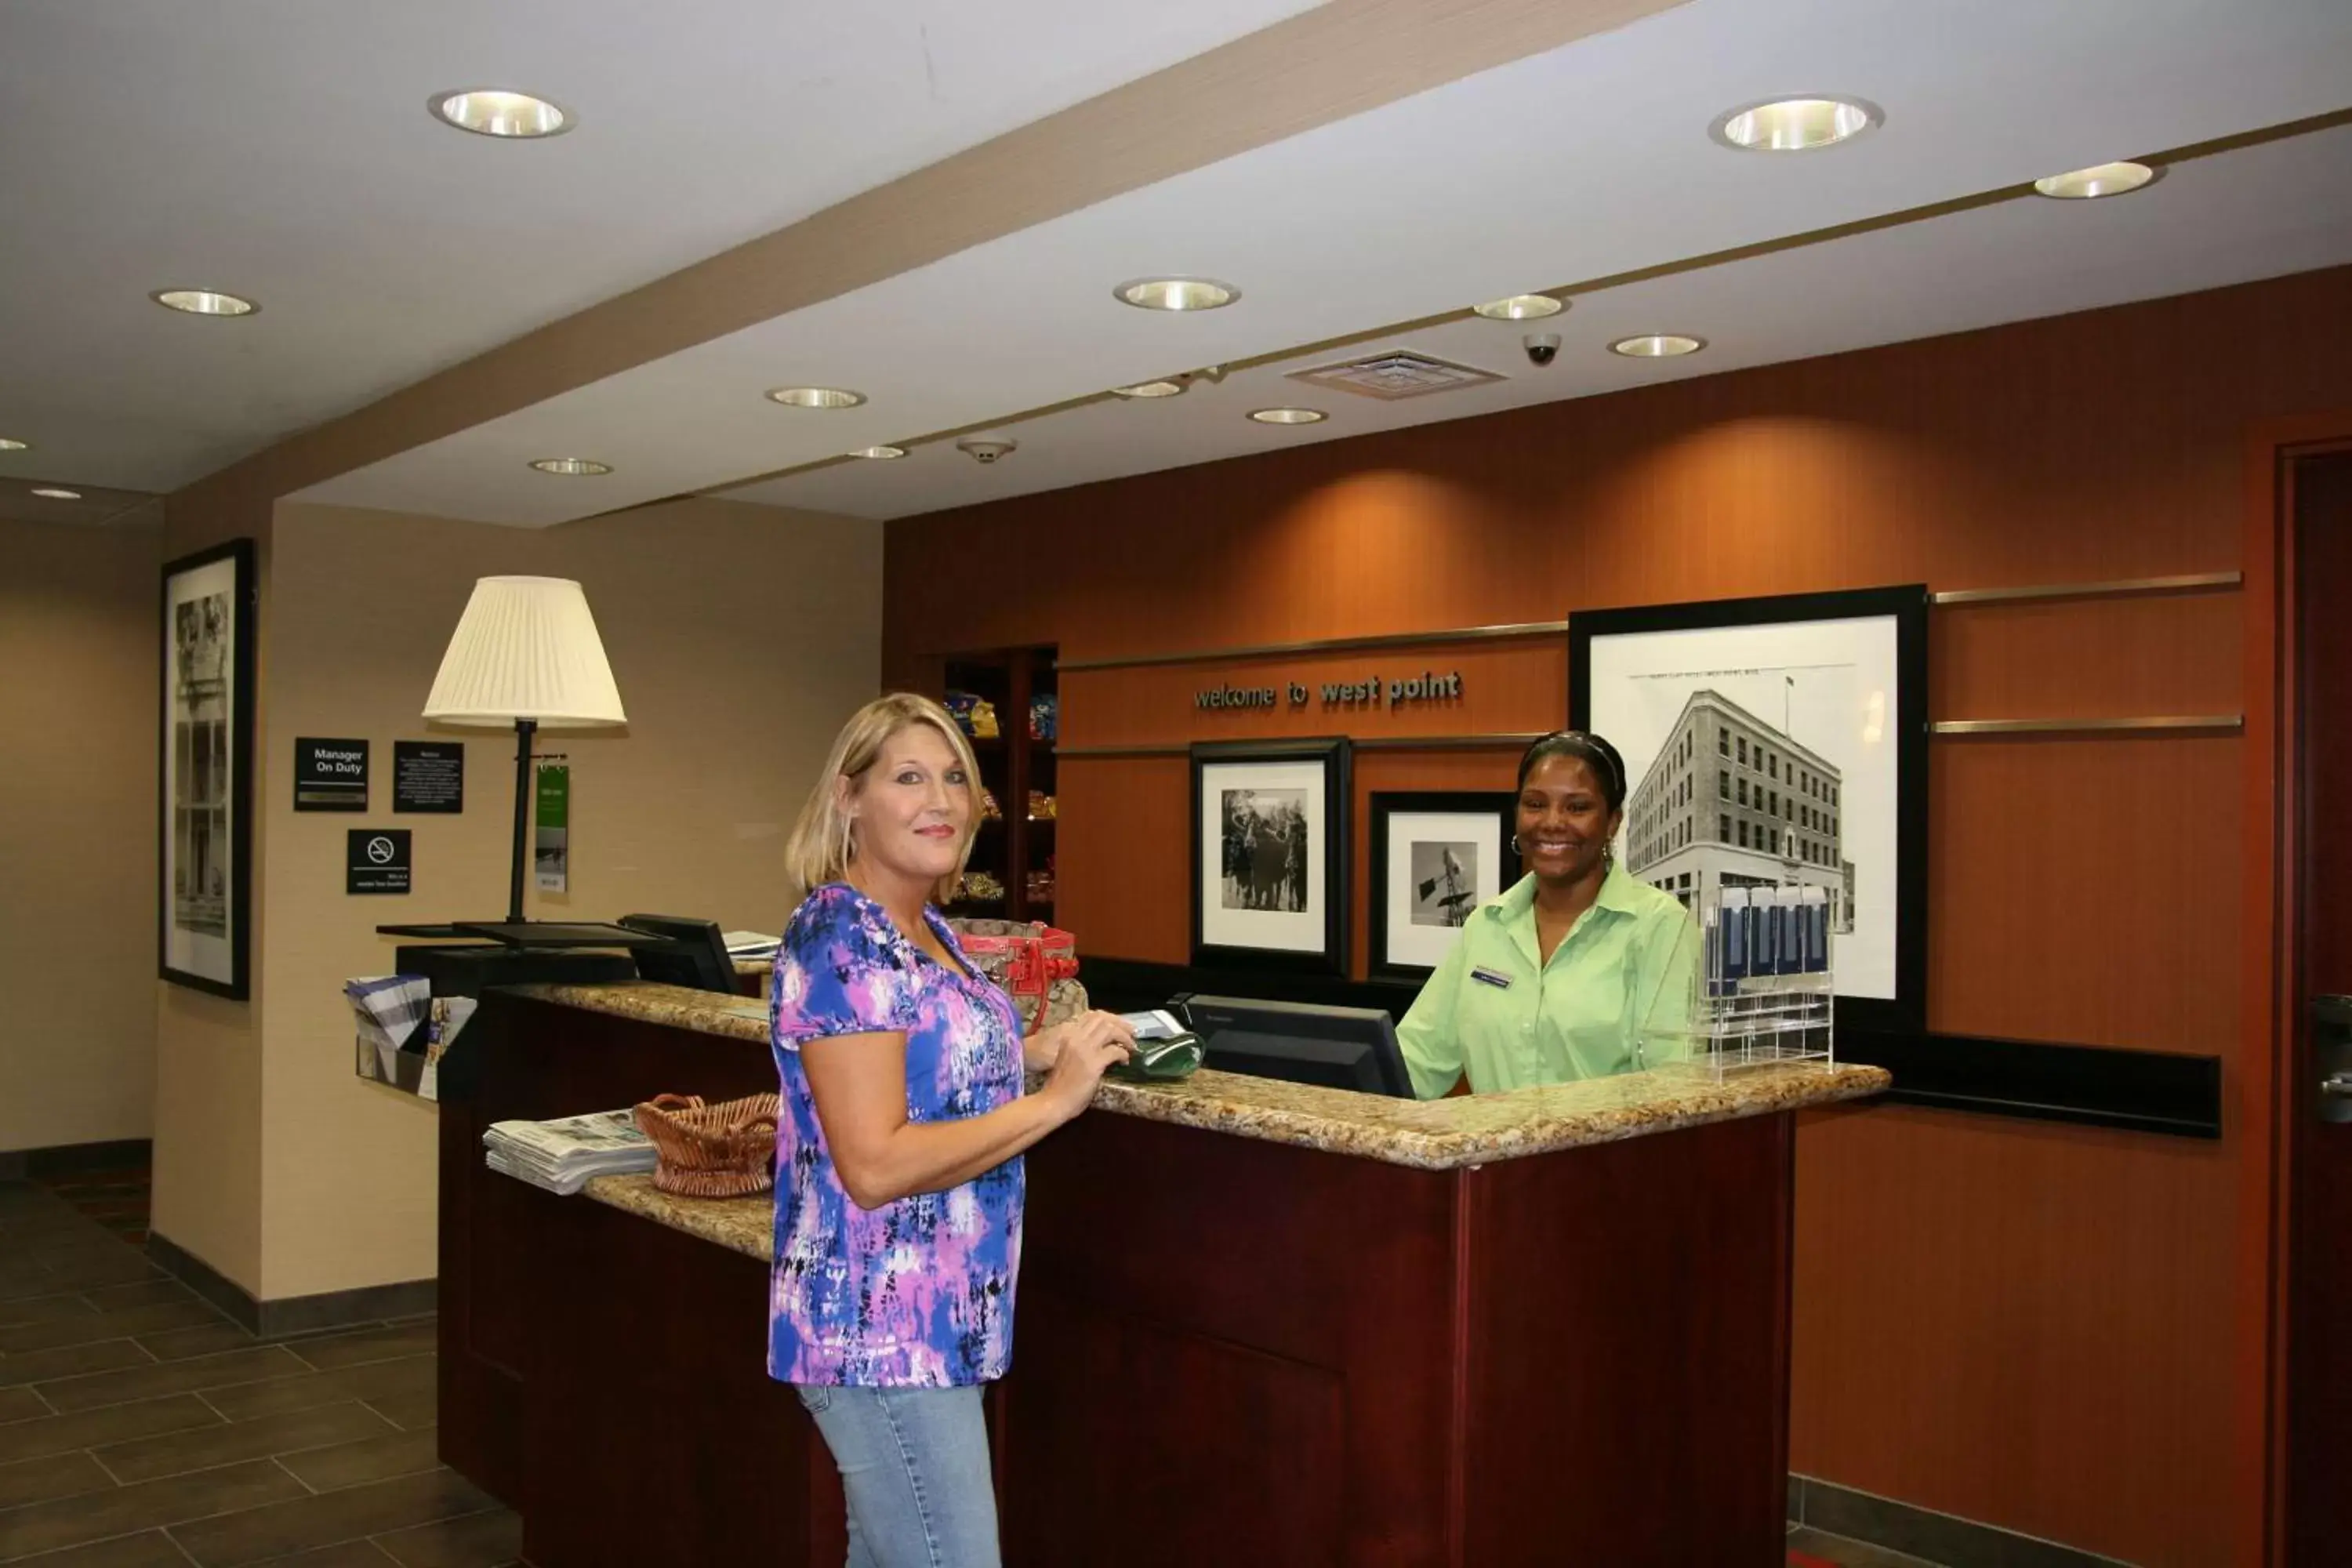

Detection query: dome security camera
xmin=956 ymin=437 xmax=1018 ymax=465
xmin=1523 ymin=332 xmax=1561 ymax=367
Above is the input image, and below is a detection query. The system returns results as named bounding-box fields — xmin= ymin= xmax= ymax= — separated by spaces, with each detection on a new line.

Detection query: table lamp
xmin=422 ymin=576 xmax=626 ymax=924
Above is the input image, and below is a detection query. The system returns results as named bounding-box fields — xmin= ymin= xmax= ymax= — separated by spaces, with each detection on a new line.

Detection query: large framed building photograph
xmin=1569 ymin=586 xmax=1928 ymax=1033
xmin=1190 ymin=738 xmax=1350 ymax=976
xmin=160 ymin=538 xmax=256 ymax=999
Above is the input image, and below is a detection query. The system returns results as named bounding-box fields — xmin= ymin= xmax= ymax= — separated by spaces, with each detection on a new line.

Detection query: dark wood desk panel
xmin=523 ymin=1178 xmax=844 ymax=1567
xmin=1462 ymin=1112 xmax=1793 ymax=1566
xmin=1010 ymin=1112 xmax=1457 ymax=1566
xmin=437 ymin=994 xmax=777 ymax=1522
xmin=443 ymin=989 xmax=1821 ymax=1566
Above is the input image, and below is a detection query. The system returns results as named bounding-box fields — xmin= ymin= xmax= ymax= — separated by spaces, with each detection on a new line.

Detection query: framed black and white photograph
xmin=1367 ymin=792 xmax=1520 ymax=983
xmin=160 ymin=538 xmax=256 ymax=999
xmin=1190 ymin=738 xmax=1350 ymax=975
xmin=1569 ymin=585 xmax=1928 ymax=1033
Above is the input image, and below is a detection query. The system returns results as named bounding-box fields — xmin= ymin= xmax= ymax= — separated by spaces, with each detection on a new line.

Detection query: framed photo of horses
xmin=1189 ymin=738 xmax=1351 ymax=976
xmin=1367 ymin=791 xmax=1520 ymax=984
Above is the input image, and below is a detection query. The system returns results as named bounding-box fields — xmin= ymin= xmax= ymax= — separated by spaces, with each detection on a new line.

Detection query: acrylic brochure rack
xmin=1641 ymin=883 xmax=1835 ymax=1079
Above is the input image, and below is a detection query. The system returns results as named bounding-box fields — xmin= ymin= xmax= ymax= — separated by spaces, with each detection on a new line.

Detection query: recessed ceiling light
xmin=1249 ymin=407 xmax=1327 ymax=425
xmin=851 ymin=445 xmax=907 ymax=459
xmin=430 ymin=89 xmax=572 ymax=139
xmin=528 ymin=458 xmax=612 ymax=476
xmin=1709 ymin=96 xmax=1882 ymax=152
xmin=0 ymin=438 xmax=27 ymax=452
xmin=1112 ymin=379 xmax=1189 ymax=398
xmin=1113 ymin=278 xmax=1239 ymax=312
xmin=1610 ymin=334 xmax=1707 ymax=358
xmin=767 ymin=387 xmax=867 ymax=409
xmin=2033 ymin=161 xmax=2161 ymax=199
xmin=1473 ymin=294 xmax=1566 ymax=321
xmin=31 ymin=487 xmax=82 ymax=500
xmin=152 ymin=289 xmax=258 ymax=317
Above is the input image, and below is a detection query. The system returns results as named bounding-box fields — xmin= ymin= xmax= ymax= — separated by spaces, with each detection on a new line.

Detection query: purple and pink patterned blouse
xmin=768 ymin=882 xmax=1027 ymax=1386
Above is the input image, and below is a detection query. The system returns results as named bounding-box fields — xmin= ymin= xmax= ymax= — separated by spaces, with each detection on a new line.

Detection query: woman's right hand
xmin=1040 ymin=1011 xmax=1135 ymax=1121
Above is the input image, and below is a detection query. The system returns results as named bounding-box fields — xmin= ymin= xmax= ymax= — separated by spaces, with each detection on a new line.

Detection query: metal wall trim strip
xmin=1047 ymin=572 xmax=2241 ymax=673
xmin=1053 ymin=620 xmax=1570 ymax=673
xmin=1930 ymin=714 xmax=2244 ymax=736
xmin=1056 ymin=731 xmax=1548 ymax=757
xmin=1052 ymin=744 xmax=1187 ymax=758
xmin=1929 ymin=571 xmax=2241 ymax=605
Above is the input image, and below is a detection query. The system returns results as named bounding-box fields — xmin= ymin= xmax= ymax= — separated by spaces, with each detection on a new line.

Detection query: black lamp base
xmin=506 ymin=716 xmax=537 ymax=924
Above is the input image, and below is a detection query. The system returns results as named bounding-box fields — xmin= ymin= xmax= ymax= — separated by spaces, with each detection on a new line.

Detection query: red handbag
xmin=947 ymin=919 xmax=1079 ymax=1031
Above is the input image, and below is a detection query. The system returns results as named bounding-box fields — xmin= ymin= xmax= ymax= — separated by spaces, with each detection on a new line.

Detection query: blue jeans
xmin=796 ymin=1384 xmax=1002 ymax=1568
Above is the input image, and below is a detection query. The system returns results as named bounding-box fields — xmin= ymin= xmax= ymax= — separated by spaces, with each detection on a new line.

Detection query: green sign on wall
xmin=534 ymin=760 xmax=568 ymax=894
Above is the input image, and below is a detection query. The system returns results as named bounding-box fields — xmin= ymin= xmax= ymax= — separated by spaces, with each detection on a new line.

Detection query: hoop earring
xmin=1510 ymin=834 xmax=1522 ymax=855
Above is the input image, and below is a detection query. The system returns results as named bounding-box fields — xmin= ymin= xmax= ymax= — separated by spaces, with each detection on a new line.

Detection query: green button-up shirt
xmin=1397 ymin=866 xmax=1700 ymax=1098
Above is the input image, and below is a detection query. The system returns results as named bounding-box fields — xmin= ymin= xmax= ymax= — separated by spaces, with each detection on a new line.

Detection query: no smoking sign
xmin=347 ymin=829 xmax=412 ymax=895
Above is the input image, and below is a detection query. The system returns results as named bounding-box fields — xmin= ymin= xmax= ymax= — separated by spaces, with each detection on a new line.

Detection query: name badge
xmin=1470 ymin=966 xmax=1514 ymax=989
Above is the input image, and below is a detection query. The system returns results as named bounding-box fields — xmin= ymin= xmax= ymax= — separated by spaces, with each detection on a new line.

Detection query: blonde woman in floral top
xmin=772 ymin=693 xmax=1133 ymax=1567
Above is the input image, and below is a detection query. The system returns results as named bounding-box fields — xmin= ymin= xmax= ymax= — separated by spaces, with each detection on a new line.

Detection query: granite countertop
xmin=583 ymin=1173 xmax=773 ymax=1262
xmin=513 ymin=979 xmax=1889 ymax=1173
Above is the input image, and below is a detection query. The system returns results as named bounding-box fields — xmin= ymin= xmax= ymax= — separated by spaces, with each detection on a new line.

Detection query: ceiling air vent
xmin=1287 ymin=348 xmax=1505 ymax=401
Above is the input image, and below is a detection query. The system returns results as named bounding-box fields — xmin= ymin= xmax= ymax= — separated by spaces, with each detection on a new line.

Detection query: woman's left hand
xmin=1024 ymin=1010 xmax=1136 ymax=1073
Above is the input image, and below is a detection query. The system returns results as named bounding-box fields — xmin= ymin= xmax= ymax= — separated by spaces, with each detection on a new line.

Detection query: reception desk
xmin=437 ymin=979 xmax=1886 ymax=1566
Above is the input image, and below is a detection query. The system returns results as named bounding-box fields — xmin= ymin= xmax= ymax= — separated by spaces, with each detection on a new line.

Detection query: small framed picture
xmin=1368 ymin=793 xmax=1521 ymax=982
xmin=160 ymin=538 xmax=256 ymax=999
xmin=1190 ymin=738 xmax=1351 ymax=975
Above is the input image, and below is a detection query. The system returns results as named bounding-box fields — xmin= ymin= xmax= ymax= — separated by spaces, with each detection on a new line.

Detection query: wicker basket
xmin=632 ymin=1092 xmax=779 ymax=1198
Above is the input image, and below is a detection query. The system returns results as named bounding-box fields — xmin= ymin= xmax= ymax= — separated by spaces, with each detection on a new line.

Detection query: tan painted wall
xmin=0 ymin=520 xmax=161 ymax=1152
xmin=250 ymin=496 xmax=880 ymax=1298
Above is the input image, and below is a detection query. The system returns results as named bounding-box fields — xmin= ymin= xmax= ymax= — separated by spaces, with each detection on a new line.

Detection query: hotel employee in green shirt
xmin=1398 ymin=731 xmax=1700 ymax=1098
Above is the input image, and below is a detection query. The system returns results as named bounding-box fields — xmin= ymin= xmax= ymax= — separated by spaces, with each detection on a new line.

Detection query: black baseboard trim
xmin=1837 ymin=1029 xmax=2221 ymax=1139
xmin=1077 ymin=956 xmax=2223 ymax=1139
xmin=1791 ymin=1475 xmax=2132 ymax=1567
xmin=0 ymin=1137 xmax=155 ymax=1181
xmin=146 ymin=1229 xmax=437 ymax=1339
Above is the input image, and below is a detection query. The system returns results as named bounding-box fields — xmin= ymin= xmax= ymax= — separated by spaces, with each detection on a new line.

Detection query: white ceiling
xmin=729 ymin=121 xmax=2352 ymax=518
xmin=0 ymin=0 xmax=1323 ymax=492
xmin=283 ymin=0 xmax=2352 ymax=527
xmin=0 ymin=479 xmax=158 ymax=531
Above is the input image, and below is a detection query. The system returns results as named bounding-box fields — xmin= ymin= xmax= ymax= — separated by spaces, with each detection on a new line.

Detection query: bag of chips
xmin=943 ymin=691 xmax=1000 ymax=739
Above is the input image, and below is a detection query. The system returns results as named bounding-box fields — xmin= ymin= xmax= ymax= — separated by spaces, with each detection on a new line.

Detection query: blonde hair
xmin=784 ymin=692 xmax=982 ymax=906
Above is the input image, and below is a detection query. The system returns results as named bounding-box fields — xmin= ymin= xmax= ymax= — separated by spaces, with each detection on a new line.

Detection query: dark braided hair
xmin=1517 ymin=730 xmax=1628 ymax=815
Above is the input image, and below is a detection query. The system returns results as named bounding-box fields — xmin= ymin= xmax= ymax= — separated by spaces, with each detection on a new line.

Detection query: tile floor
xmin=1789 ymin=1527 xmax=1947 ymax=1567
xmin=7 ymin=1162 xmax=1949 ymax=1568
xmin=0 ymin=1169 xmax=519 ymax=1567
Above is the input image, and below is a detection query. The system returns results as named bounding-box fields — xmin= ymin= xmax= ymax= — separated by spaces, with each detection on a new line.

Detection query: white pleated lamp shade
xmin=423 ymin=577 xmax=627 ymax=728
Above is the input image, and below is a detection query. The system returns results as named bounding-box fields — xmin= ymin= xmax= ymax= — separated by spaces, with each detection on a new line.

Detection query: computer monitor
xmin=1174 ymin=994 xmax=1414 ymax=1098
xmin=617 ymin=914 xmax=739 ymax=995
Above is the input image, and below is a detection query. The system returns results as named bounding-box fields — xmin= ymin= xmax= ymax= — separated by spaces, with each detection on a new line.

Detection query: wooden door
xmin=2286 ymin=449 xmax=2352 ymax=1563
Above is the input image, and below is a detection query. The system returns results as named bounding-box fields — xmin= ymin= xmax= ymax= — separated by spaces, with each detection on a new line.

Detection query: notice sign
xmin=294 ymin=738 xmax=368 ymax=811
xmin=394 ymin=741 xmax=464 ymax=814
xmin=347 ymin=829 xmax=412 ymax=895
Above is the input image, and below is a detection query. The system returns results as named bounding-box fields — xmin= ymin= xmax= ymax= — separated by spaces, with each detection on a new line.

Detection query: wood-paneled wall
xmin=882 ymin=264 xmax=2352 ymax=1566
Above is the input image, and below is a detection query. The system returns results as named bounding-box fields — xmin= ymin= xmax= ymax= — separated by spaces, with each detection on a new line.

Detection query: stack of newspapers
xmin=482 ymin=1109 xmax=656 ymax=1195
